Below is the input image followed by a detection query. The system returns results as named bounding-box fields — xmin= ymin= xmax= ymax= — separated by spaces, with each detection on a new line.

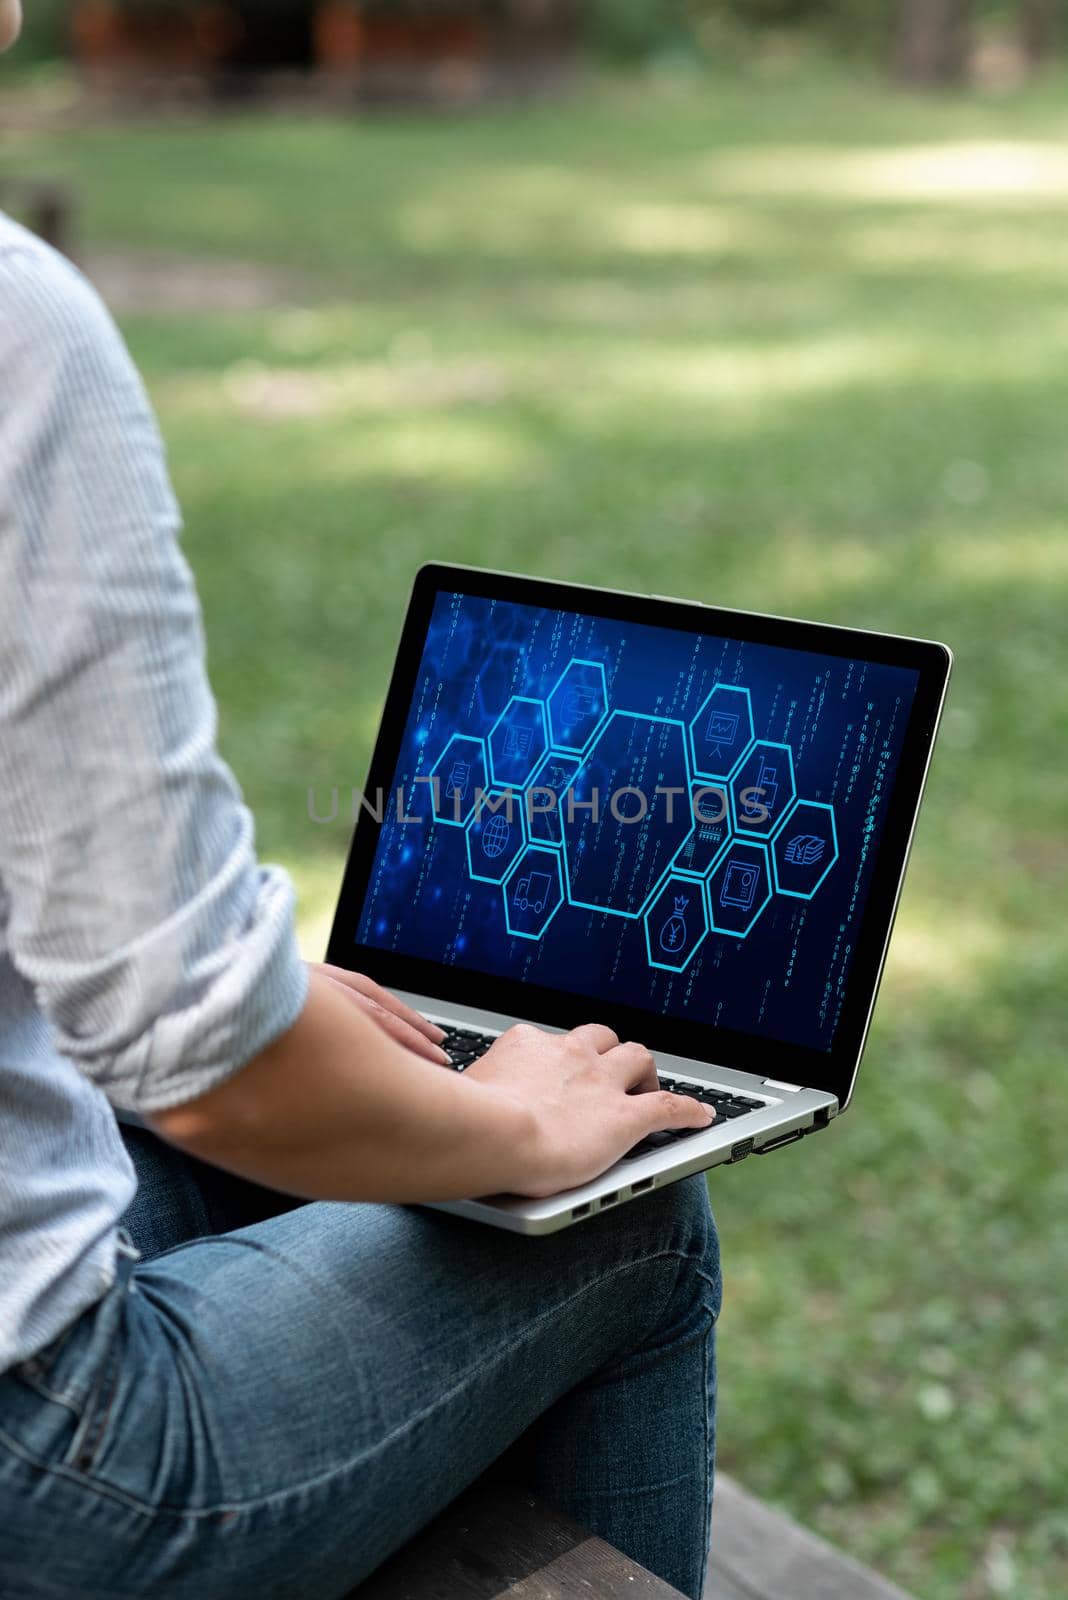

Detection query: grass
xmin=4 ymin=58 xmax=1067 ymax=1599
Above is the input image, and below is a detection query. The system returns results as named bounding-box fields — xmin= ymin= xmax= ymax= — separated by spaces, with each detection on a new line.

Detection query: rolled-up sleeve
xmin=0 ymin=233 xmax=308 ymax=1113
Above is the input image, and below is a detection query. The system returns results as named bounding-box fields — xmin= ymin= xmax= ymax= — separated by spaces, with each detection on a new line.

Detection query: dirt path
xmin=83 ymin=249 xmax=309 ymax=314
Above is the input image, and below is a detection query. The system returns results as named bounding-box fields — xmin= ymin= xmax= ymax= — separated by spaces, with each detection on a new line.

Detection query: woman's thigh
xmin=0 ymin=1178 xmax=719 ymax=1600
xmin=118 ymin=1124 xmax=299 ymax=1259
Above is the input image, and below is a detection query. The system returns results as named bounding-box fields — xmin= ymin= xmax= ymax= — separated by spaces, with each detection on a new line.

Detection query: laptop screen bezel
xmin=326 ymin=563 xmax=951 ymax=1109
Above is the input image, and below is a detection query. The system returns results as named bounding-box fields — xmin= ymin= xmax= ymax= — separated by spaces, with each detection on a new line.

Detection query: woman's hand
xmin=464 ymin=1022 xmax=714 ymax=1198
xmin=310 ymin=964 xmax=450 ymax=1066
xmin=152 ymin=976 xmax=710 ymax=1206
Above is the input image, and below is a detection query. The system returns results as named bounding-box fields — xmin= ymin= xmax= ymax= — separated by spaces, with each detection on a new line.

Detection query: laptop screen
xmin=352 ymin=585 xmax=923 ymax=1059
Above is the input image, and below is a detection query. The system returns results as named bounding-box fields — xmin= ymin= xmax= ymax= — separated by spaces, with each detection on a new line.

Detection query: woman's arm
xmin=150 ymin=967 xmax=712 ymax=1202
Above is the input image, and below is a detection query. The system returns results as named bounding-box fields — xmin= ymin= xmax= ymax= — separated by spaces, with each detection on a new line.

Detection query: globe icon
xmin=481 ymin=812 xmax=511 ymax=860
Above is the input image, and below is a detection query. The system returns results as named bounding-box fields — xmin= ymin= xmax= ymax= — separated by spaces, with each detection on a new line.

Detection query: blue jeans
xmin=0 ymin=1130 xmax=721 ymax=1600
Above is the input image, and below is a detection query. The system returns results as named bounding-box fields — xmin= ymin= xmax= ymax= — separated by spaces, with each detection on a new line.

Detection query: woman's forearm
xmin=149 ymin=968 xmax=537 ymax=1203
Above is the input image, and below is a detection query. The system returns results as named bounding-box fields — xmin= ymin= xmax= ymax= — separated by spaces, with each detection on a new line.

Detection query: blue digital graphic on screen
xmin=356 ymin=592 xmax=920 ymax=1052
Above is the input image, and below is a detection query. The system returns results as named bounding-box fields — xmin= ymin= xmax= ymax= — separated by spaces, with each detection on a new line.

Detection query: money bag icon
xmin=659 ymin=895 xmax=690 ymax=954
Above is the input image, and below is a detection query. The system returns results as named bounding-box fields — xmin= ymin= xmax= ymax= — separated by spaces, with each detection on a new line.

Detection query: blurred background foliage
xmin=8 ymin=0 xmax=1067 ymax=80
xmin=2 ymin=6 xmax=1067 ymax=1600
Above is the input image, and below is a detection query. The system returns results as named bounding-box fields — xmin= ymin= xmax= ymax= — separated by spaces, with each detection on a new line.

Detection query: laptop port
xmin=755 ymin=1128 xmax=804 ymax=1155
xmin=630 ymin=1178 xmax=655 ymax=1194
xmin=600 ymin=1191 xmax=618 ymax=1207
xmin=571 ymin=1202 xmax=591 ymax=1219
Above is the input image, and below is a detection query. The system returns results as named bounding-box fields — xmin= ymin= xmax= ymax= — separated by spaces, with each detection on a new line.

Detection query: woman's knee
xmin=584 ymin=1175 xmax=721 ymax=1364
xmin=621 ymin=1175 xmax=721 ymax=1296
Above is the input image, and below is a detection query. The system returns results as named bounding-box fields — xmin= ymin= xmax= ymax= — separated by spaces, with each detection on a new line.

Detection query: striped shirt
xmin=0 ymin=212 xmax=308 ymax=1371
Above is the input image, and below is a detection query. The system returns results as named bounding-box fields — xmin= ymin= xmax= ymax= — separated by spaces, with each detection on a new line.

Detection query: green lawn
xmin=4 ymin=61 xmax=1067 ymax=1600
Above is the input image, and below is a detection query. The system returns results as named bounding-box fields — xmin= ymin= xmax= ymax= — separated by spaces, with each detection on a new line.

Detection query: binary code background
xmin=357 ymin=591 xmax=919 ymax=1053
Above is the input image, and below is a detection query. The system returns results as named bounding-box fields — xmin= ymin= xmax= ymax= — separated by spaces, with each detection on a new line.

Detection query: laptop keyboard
xmin=623 ymin=1075 xmax=765 ymax=1161
xmin=439 ymin=1026 xmax=497 ymax=1070
xmin=438 ymin=1027 xmax=766 ymax=1159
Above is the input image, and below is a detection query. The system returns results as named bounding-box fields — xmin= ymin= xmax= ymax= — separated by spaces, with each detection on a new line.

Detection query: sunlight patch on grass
xmin=845 ymin=217 xmax=1068 ymax=278
xmin=396 ymin=166 xmax=605 ymax=257
xmin=397 ymin=171 xmax=777 ymax=262
xmin=884 ymin=905 xmax=1009 ymax=1002
xmin=723 ymin=525 xmax=1068 ymax=615
xmin=708 ymin=141 xmax=1068 ymax=205
xmin=265 ymin=306 xmax=355 ymax=359
xmin=203 ymin=334 xmax=922 ymax=429
xmin=927 ymin=529 xmax=1068 ymax=588
xmin=163 ymin=356 xmax=509 ymax=421
xmin=596 ymin=332 xmax=924 ymax=406
xmin=601 ymin=201 xmax=777 ymax=257
xmin=219 ymin=356 xmax=510 ymax=419
xmin=309 ymin=412 xmax=543 ymax=486
xmin=158 ymin=362 xmax=540 ymax=485
xmin=163 ymin=185 xmax=274 ymax=236
xmin=753 ymin=534 xmax=890 ymax=600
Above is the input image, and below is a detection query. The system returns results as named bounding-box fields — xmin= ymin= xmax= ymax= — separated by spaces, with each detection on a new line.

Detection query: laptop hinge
xmin=762 ymin=1077 xmax=804 ymax=1093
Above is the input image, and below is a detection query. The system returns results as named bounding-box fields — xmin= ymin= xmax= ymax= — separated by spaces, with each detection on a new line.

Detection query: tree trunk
xmin=1019 ymin=0 xmax=1057 ymax=66
xmin=893 ymin=0 xmax=974 ymax=86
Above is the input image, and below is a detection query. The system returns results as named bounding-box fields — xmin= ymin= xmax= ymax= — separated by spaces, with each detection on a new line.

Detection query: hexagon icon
xmin=561 ymin=711 xmax=694 ymax=918
xmin=429 ymin=733 xmax=488 ymax=827
xmin=671 ymin=783 xmax=731 ymax=877
xmin=465 ymin=789 xmax=525 ymax=885
xmin=730 ymin=741 xmax=796 ymax=839
xmin=707 ymin=840 xmax=772 ymax=939
xmin=524 ymin=751 xmax=581 ymax=848
xmin=547 ymin=658 xmax=608 ymax=754
xmin=488 ymin=696 xmax=549 ymax=789
xmin=644 ymin=874 xmax=710 ymax=972
xmin=772 ymin=800 xmax=839 ymax=899
xmin=504 ymin=846 xmax=565 ymax=940
xmin=689 ymin=685 xmax=754 ymax=781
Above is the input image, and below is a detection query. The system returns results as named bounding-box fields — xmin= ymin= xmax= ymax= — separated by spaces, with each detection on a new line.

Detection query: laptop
xmin=326 ymin=564 xmax=951 ymax=1233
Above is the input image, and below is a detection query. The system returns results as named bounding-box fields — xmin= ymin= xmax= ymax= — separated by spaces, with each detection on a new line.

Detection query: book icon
xmin=446 ymin=758 xmax=471 ymax=801
xmin=502 ymin=725 xmax=532 ymax=761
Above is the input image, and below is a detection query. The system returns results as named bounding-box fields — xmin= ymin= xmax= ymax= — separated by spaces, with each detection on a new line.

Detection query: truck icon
xmin=513 ymin=870 xmax=552 ymax=915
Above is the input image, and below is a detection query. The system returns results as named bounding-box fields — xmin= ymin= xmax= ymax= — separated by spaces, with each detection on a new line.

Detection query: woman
xmin=0 ymin=5 xmax=721 ymax=1595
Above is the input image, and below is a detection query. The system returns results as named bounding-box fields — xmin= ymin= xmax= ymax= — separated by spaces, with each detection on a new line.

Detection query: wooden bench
xmin=354 ymin=1476 xmax=917 ymax=1600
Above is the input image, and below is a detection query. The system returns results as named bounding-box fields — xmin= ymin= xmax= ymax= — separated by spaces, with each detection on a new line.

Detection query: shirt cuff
xmin=92 ymin=863 xmax=310 ymax=1115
